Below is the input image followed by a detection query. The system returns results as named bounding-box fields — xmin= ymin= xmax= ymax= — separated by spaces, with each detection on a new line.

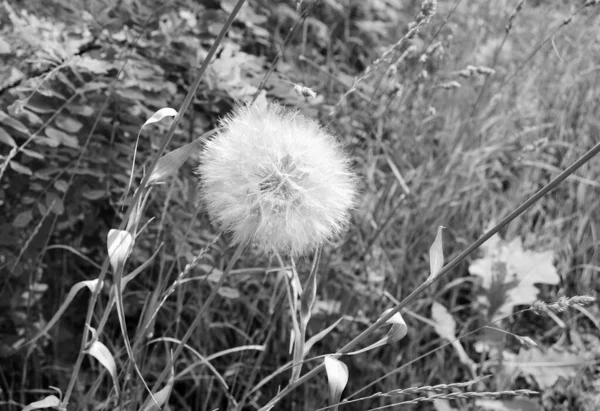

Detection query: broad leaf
xmin=23 ymin=395 xmax=60 ymax=411
xmin=428 ymin=226 xmax=445 ymax=282
xmin=469 ymin=234 xmax=559 ymax=321
xmin=324 ymin=356 xmax=348 ymax=411
xmin=147 ymin=138 xmax=204 ymax=185
xmin=504 ymin=347 xmax=587 ymax=389
xmin=431 ymin=302 xmax=475 ymax=373
xmin=475 ymin=398 xmax=542 ymax=411
xmin=107 ymin=229 xmax=133 ymax=273
xmin=85 ymin=339 xmax=120 ymax=396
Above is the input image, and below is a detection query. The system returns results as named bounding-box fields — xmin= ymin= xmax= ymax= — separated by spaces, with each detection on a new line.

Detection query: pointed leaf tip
xmin=107 ymin=229 xmax=133 ymax=273
xmin=428 ymin=226 xmax=445 ymax=282
xmin=147 ymin=138 xmax=204 ymax=185
xmin=346 ymin=309 xmax=407 ymax=355
xmin=142 ymin=108 xmax=177 ymax=128
xmin=23 ymin=395 xmax=60 ymax=411
xmin=324 ymin=356 xmax=348 ymax=410
xmin=85 ymin=340 xmax=120 ymax=395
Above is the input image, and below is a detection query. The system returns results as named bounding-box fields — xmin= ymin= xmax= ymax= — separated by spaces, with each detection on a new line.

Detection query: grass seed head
xmin=197 ymin=104 xmax=356 ymax=256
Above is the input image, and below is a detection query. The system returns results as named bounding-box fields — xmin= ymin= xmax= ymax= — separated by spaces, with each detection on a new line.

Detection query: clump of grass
xmin=7 ymin=0 xmax=600 ymax=410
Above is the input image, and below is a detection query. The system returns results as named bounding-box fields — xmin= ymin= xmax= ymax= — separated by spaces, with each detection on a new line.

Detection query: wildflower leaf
xmin=504 ymin=347 xmax=587 ymax=389
xmin=0 ymin=126 xmax=16 ymax=146
xmin=147 ymin=137 xmax=204 ymax=185
xmin=431 ymin=301 xmax=456 ymax=341
xmin=27 ymin=279 xmax=101 ymax=346
xmin=55 ymin=116 xmax=83 ymax=133
xmin=123 ymin=107 xmax=178 ymax=201
xmin=346 ymin=308 xmax=407 ymax=355
xmin=85 ymin=340 xmax=120 ymax=396
xmin=427 ymin=226 xmax=444 ymax=282
xmin=142 ymin=107 xmax=177 ymax=127
xmin=9 ymin=161 xmax=32 ymax=176
xmin=22 ymin=395 xmax=60 ymax=411
xmin=431 ymin=302 xmax=476 ymax=373
xmin=475 ymin=398 xmax=542 ymax=411
xmin=303 ymin=317 xmax=344 ymax=356
xmin=140 ymin=361 xmax=174 ymax=411
xmin=0 ymin=110 xmax=29 ymax=135
xmin=324 ymin=356 xmax=348 ymax=410
xmin=107 ymin=229 xmax=133 ymax=274
xmin=13 ymin=210 xmax=33 ymax=228
xmin=45 ymin=126 xmax=79 ymax=149
xmin=217 ymin=286 xmax=240 ymax=299
xmin=469 ymin=234 xmax=559 ymax=321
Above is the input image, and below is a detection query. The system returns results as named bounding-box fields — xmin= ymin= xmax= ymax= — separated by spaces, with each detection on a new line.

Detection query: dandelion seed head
xmin=197 ymin=104 xmax=356 ymax=256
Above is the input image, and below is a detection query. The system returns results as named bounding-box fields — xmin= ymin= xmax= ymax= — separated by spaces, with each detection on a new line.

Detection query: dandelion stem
xmin=259 ymin=140 xmax=600 ymax=410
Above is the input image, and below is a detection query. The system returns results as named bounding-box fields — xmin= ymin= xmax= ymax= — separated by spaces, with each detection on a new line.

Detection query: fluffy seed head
xmin=197 ymin=104 xmax=356 ymax=256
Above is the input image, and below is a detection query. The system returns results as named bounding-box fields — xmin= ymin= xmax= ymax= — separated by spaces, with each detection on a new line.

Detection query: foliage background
xmin=1 ymin=0 xmax=599 ymax=410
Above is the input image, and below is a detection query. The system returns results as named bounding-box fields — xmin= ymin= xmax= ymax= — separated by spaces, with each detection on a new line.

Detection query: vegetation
xmin=1 ymin=0 xmax=599 ymax=410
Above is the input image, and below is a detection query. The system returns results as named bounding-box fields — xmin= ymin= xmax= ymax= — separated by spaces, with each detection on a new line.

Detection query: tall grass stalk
xmin=58 ymin=1 xmax=247 ymax=408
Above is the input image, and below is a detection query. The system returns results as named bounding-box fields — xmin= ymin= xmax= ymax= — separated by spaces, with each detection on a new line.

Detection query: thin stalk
xmin=59 ymin=1 xmax=247 ymax=407
xmin=258 ymin=140 xmax=600 ymax=410
xmin=149 ymin=240 xmax=247 ymax=393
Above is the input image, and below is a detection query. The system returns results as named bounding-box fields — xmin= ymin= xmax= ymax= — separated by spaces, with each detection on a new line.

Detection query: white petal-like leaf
xmin=23 ymin=395 xmax=60 ymax=411
xmin=140 ymin=364 xmax=175 ymax=411
xmin=142 ymin=108 xmax=177 ymax=127
xmin=428 ymin=226 xmax=445 ymax=282
xmin=107 ymin=229 xmax=133 ymax=273
xmin=85 ymin=340 xmax=120 ymax=395
xmin=324 ymin=356 xmax=348 ymax=410
xmin=346 ymin=309 xmax=407 ymax=355
xmin=431 ymin=301 xmax=456 ymax=341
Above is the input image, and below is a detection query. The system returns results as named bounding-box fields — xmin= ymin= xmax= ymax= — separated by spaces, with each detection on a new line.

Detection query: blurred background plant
xmin=1 ymin=0 xmax=599 ymax=410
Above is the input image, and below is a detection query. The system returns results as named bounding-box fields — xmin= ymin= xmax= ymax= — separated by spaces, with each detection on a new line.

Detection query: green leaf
xmin=107 ymin=229 xmax=133 ymax=274
xmin=504 ymin=347 xmax=587 ymax=389
xmin=45 ymin=126 xmax=79 ymax=149
xmin=9 ymin=161 xmax=32 ymax=176
xmin=346 ymin=308 xmax=407 ymax=355
xmin=82 ymin=189 xmax=106 ymax=200
xmin=324 ymin=356 xmax=348 ymax=411
xmin=217 ymin=286 xmax=240 ymax=299
xmin=85 ymin=339 xmax=120 ymax=396
xmin=0 ymin=126 xmax=16 ymax=147
xmin=431 ymin=302 xmax=475 ymax=373
xmin=142 ymin=108 xmax=177 ymax=127
xmin=13 ymin=210 xmax=33 ymax=228
xmin=0 ymin=110 xmax=29 ymax=135
xmin=140 ymin=363 xmax=174 ymax=411
xmin=475 ymin=398 xmax=542 ymax=411
xmin=469 ymin=234 xmax=559 ymax=321
xmin=428 ymin=226 xmax=444 ymax=282
xmin=147 ymin=138 xmax=204 ymax=185
xmin=23 ymin=395 xmax=60 ymax=411
xmin=55 ymin=116 xmax=83 ymax=133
